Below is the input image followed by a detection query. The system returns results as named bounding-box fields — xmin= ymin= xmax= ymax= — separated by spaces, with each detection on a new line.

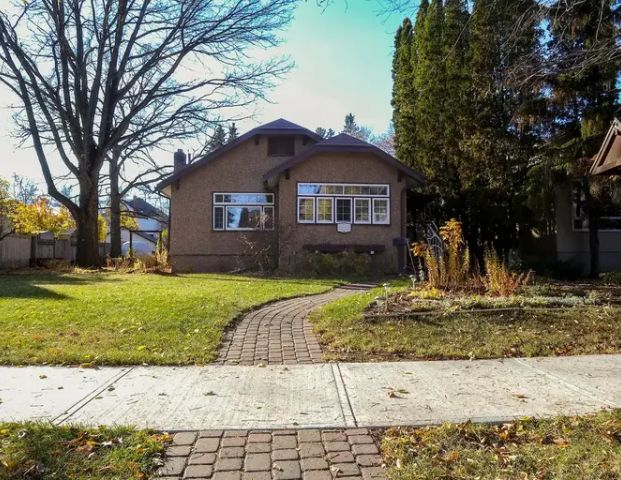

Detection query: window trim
xmin=335 ymin=197 xmax=353 ymax=223
xmin=316 ymin=197 xmax=334 ymax=224
xmin=354 ymin=198 xmax=372 ymax=224
xmin=372 ymin=198 xmax=390 ymax=225
xmin=297 ymin=197 xmax=315 ymax=223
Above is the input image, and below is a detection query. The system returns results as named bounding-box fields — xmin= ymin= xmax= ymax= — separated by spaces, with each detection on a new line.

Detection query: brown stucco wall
xmin=277 ymin=152 xmax=407 ymax=273
xmin=169 ymin=135 xmax=312 ymax=272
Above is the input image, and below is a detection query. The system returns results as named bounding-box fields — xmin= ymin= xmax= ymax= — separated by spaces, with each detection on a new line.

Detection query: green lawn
xmin=311 ymin=283 xmax=621 ymax=361
xmin=0 ymin=423 xmax=167 ymax=480
xmin=381 ymin=410 xmax=621 ymax=480
xmin=0 ymin=272 xmax=338 ymax=365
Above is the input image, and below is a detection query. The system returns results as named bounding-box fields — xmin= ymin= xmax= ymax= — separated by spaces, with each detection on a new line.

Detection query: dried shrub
xmin=412 ymin=219 xmax=532 ymax=296
xmin=483 ymin=248 xmax=533 ymax=296
xmin=412 ymin=218 xmax=473 ymax=290
xmin=239 ymin=234 xmax=274 ymax=273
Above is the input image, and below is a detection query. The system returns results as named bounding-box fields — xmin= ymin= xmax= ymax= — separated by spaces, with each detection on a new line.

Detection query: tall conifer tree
xmin=391 ymin=19 xmax=416 ymax=167
xmin=441 ymin=0 xmax=470 ymax=202
xmin=412 ymin=0 xmax=445 ymax=188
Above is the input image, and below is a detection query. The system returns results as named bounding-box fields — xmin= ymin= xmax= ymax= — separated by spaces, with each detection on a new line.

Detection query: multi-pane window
xmin=297 ymin=197 xmax=315 ymax=223
xmin=335 ymin=198 xmax=352 ymax=223
xmin=296 ymin=183 xmax=390 ymax=225
xmin=316 ymin=198 xmax=333 ymax=223
xmin=372 ymin=198 xmax=389 ymax=224
xmin=213 ymin=193 xmax=274 ymax=231
xmin=354 ymin=198 xmax=371 ymax=224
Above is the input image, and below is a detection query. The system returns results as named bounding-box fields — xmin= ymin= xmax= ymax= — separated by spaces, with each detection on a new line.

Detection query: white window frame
xmin=335 ymin=198 xmax=353 ymax=223
xmin=372 ymin=198 xmax=390 ymax=225
xmin=297 ymin=197 xmax=315 ymax=223
xmin=213 ymin=192 xmax=274 ymax=231
xmin=354 ymin=198 xmax=371 ymax=224
xmin=316 ymin=197 xmax=334 ymax=224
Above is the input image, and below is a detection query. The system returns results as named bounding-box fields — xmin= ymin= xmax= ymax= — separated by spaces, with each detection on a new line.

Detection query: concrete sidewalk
xmin=1 ymin=355 xmax=619 ymax=430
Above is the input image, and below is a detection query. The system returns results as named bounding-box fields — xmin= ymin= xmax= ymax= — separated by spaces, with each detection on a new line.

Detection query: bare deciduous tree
xmin=0 ymin=0 xmax=295 ymax=266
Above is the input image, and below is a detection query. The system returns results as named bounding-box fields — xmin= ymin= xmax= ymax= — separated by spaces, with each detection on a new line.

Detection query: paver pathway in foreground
xmin=159 ymin=428 xmax=385 ymax=480
xmin=216 ymin=284 xmax=373 ymax=366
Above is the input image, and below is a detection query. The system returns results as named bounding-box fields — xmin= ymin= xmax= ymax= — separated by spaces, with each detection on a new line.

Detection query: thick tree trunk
xmin=109 ymin=154 xmax=122 ymax=258
xmin=75 ymin=179 xmax=101 ymax=267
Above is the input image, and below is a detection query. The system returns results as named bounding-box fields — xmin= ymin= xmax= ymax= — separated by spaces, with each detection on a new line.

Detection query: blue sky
xmin=0 ymin=1 xmax=403 ymax=185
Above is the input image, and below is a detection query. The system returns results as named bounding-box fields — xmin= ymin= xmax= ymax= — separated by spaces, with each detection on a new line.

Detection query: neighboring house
xmin=105 ymin=197 xmax=168 ymax=256
xmin=555 ymin=119 xmax=621 ymax=273
xmin=157 ymin=118 xmax=424 ymax=273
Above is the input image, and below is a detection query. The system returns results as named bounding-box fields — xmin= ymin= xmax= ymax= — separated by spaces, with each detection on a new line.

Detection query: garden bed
xmin=311 ymin=280 xmax=621 ymax=362
xmin=363 ymin=282 xmax=612 ymax=320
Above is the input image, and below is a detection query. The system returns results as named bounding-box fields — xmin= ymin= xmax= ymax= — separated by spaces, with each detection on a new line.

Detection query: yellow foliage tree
xmin=120 ymin=212 xmax=139 ymax=231
xmin=11 ymin=198 xmax=75 ymax=238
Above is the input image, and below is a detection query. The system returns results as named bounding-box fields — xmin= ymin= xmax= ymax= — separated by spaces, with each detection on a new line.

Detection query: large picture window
xmin=296 ymin=183 xmax=390 ymax=225
xmin=213 ymin=193 xmax=274 ymax=231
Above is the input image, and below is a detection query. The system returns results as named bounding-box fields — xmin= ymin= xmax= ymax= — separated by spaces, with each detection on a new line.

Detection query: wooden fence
xmin=0 ymin=233 xmax=82 ymax=268
xmin=0 ymin=234 xmax=32 ymax=268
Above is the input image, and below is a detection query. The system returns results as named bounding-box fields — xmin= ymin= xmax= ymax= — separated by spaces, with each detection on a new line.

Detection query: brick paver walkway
xmin=216 ymin=285 xmax=372 ymax=366
xmin=158 ymin=428 xmax=386 ymax=480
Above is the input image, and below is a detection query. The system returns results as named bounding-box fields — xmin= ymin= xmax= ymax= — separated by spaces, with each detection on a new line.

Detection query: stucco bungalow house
xmin=157 ymin=119 xmax=424 ymax=273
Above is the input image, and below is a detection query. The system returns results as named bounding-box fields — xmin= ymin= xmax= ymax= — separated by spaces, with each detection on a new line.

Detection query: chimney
xmin=174 ymin=148 xmax=187 ymax=172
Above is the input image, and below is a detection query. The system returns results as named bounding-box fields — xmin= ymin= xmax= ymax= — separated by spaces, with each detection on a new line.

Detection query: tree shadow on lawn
xmin=0 ymin=271 xmax=115 ymax=300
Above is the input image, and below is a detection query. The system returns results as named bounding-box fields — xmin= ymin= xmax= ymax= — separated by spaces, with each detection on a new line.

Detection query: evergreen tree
xmin=441 ymin=0 xmax=470 ymax=199
xmin=412 ymin=0 xmax=445 ymax=189
xmin=461 ymin=0 xmax=539 ymax=254
xmin=227 ymin=123 xmax=239 ymax=143
xmin=208 ymin=125 xmax=227 ymax=151
xmin=391 ymin=18 xmax=415 ymax=167
xmin=342 ymin=113 xmax=359 ymax=136
xmin=342 ymin=113 xmax=372 ymax=141
xmin=315 ymin=127 xmax=335 ymax=138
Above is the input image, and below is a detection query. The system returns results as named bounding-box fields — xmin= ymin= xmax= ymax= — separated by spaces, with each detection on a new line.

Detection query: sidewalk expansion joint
xmin=331 ymin=363 xmax=357 ymax=428
xmin=53 ymin=367 xmax=135 ymax=425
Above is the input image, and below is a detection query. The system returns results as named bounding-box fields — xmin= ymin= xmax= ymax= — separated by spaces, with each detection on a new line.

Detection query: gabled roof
xmin=263 ymin=133 xmax=425 ymax=184
xmin=122 ymin=196 xmax=167 ymax=221
xmin=157 ymin=119 xmax=321 ymax=193
xmin=590 ymin=118 xmax=621 ymax=175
